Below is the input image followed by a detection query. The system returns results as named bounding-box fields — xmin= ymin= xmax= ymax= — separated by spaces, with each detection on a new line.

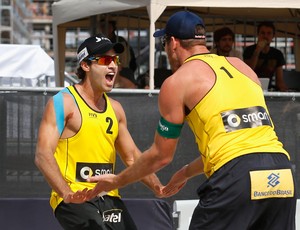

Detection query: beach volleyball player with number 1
xmin=86 ymin=11 xmax=297 ymax=230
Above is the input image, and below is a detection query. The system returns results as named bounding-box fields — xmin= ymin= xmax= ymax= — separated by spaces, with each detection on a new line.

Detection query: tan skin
xmin=84 ymin=36 xmax=262 ymax=199
xmin=35 ymin=49 xmax=162 ymax=203
xmin=244 ymin=25 xmax=288 ymax=92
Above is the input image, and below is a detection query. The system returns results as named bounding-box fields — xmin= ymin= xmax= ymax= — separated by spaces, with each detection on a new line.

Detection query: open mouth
xmin=105 ymin=72 xmax=115 ymax=82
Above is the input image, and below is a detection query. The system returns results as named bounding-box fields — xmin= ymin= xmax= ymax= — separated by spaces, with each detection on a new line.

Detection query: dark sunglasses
xmin=88 ymin=55 xmax=120 ymax=65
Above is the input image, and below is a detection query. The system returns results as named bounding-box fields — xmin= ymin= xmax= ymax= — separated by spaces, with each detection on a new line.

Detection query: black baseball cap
xmin=153 ymin=11 xmax=206 ymax=39
xmin=77 ymin=34 xmax=124 ymax=63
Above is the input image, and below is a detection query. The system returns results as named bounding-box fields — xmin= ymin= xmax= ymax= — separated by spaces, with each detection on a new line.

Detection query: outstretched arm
xmin=87 ymin=132 xmax=177 ymax=198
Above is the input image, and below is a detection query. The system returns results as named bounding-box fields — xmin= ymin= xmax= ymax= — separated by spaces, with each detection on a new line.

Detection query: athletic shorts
xmin=189 ymin=153 xmax=297 ymax=230
xmin=55 ymin=195 xmax=137 ymax=230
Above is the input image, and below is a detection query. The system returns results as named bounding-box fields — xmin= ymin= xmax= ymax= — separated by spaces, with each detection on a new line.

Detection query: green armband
xmin=157 ymin=117 xmax=183 ymax=138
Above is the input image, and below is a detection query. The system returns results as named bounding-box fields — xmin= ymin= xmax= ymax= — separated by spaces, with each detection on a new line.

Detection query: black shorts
xmin=189 ymin=153 xmax=297 ymax=230
xmin=55 ymin=195 xmax=137 ymax=230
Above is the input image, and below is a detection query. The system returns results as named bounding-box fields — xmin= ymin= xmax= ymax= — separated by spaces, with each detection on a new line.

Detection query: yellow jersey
xmin=50 ymin=86 xmax=119 ymax=211
xmin=185 ymin=54 xmax=289 ymax=177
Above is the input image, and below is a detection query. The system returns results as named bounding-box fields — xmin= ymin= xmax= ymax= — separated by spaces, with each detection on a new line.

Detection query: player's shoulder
xmin=107 ymin=96 xmax=123 ymax=112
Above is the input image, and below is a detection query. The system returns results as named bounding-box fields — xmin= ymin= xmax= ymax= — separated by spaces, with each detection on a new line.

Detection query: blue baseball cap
xmin=153 ymin=11 xmax=206 ymax=39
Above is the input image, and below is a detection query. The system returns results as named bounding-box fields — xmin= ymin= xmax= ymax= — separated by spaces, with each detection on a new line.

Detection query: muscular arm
xmin=87 ymin=132 xmax=177 ymax=198
xmin=35 ymin=98 xmax=72 ymax=198
xmin=35 ymin=94 xmax=84 ymax=203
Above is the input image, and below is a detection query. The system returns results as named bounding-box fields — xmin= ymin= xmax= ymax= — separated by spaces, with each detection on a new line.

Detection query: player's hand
xmin=63 ymin=188 xmax=89 ymax=204
xmin=86 ymin=174 xmax=117 ymax=200
xmin=161 ymin=168 xmax=188 ymax=197
xmin=162 ymin=181 xmax=187 ymax=197
xmin=153 ymin=183 xmax=165 ymax=198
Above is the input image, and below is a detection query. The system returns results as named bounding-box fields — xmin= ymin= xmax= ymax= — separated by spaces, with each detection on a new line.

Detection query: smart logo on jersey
xmin=221 ymin=106 xmax=272 ymax=132
xmin=103 ymin=209 xmax=122 ymax=223
xmin=76 ymin=162 xmax=113 ymax=182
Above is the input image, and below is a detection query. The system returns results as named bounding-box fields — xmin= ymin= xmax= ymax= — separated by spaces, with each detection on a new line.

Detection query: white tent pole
xmin=53 ymin=10 xmax=66 ymax=87
xmin=53 ymin=22 xmax=60 ymax=87
xmin=147 ymin=3 xmax=166 ymax=90
xmin=57 ymin=26 xmax=66 ymax=87
xmin=149 ymin=18 xmax=155 ymax=90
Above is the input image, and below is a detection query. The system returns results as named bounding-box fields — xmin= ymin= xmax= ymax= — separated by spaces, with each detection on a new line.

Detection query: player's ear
xmin=81 ymin=61 xmax=90 ymax=71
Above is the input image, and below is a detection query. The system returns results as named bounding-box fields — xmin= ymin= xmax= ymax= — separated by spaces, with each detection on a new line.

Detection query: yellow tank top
xmin=50 ymin=86 xmax=120 ymax=211
xmin=185 ymin=54 xmax=289 ymax=177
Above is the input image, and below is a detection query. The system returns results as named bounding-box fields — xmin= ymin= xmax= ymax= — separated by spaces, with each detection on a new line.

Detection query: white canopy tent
xmin=0 ymin=44 xmax=78 ymax=87
xmin=52 ymin=0 xmax=300 ymax=88
xmin=0 ymin=44 xmax=54 ymax=79
xmin=0 ymin=44 xmax=54 ymax=86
